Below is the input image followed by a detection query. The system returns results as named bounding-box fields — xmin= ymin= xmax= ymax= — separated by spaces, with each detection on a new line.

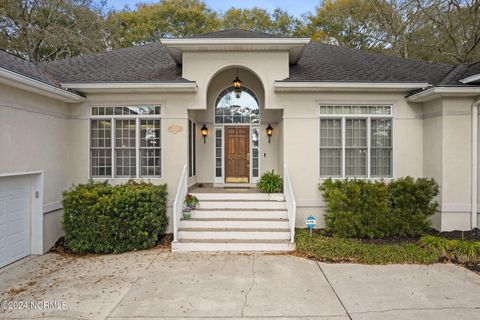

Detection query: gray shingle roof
xmin=190 ymin=29 xmax=282 ymax=38
xmin=39 ymin=43 xmax=187 ymax=83
xmin=437 ymin=62 xmax=480 ymax=85
xmin=20 ymin=34 xmax=480 ymax=87
xmin=0 ymin=50 xmax=59 ymax=87
xmin=286 ymin=42 xmax=453 ymax=85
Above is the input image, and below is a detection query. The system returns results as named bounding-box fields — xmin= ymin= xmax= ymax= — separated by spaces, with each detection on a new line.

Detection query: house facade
xmin=1 ymin=29 xmax=480 ymax=260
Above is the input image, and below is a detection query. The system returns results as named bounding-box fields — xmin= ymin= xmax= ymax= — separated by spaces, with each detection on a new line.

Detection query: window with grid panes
xmin=90 ymin=106 xmax=161 ymax=178
xmin=319 ymin=105 xmax=392 ymax=178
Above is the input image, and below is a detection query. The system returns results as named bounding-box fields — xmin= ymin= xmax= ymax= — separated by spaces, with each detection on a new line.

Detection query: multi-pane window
xmin=251 ymin=127 xmax=260 ymax=178
xmin=140 ymin=119 xmax=161 ymax=177
xmin=319 ymin=105 xmax=392 ymax=179
xmin=90 ymin=106 xmax=161 ymax=178
xmin=215 ymin=87 xmax=260 ymax=124
xmin=90 ymin=120 xmax=112 ymax=177
xmin=215 ymin=128 xmax=222 ymax=178
xmin=188 ymin=120 xmax=196 ymax=177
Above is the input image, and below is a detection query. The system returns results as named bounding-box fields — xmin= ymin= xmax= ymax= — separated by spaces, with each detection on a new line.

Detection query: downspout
xmin=472 ymin=99 xmax=480 ymax=229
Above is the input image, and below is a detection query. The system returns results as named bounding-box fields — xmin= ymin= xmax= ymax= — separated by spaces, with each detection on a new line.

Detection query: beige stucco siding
xmin=422 ymin=97 xmax=477 ymax=231
xmin=0 ymin=83 xmax=71 ymax=250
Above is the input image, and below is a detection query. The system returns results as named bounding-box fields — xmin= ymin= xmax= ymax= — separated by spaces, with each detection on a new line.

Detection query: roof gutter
xmin=0 ymin=67 xmax=85 ymax=103
xmin=406 ymin=86 xmax=480 ymax=102
xmin=274 ymin=81 xmax=430 ymax=92
xmin=61 ymin=82 xmax=198 ymax=93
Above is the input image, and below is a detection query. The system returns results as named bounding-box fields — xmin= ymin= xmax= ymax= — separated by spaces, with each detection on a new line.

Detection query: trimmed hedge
xmin=62 ymin=181 xmax=168 ymax=254
xmin=320 ymin=177 xmax=439 ymax=239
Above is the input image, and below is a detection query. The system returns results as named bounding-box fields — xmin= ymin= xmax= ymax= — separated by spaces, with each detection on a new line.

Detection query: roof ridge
xmin=437 ymin=63 xmax=469 ymax=85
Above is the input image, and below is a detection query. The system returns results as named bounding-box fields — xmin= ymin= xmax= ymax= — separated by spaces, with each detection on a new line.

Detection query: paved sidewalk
xmin=0 ymin=249 xmax=479 ymax=319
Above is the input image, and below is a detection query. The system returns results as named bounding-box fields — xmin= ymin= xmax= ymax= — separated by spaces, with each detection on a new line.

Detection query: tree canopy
xmin=1 ymin=0 xmax=480 ymax=64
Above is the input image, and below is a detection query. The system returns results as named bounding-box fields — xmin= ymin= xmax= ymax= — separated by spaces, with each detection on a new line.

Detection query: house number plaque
xmin=168 ymin=124 xmax=183 ymax=134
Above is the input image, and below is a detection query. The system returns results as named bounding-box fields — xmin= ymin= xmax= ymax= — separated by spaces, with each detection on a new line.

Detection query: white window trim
xmin=188 ymin=119 xmax=197 ymax=178
xmin=89 ymin=105 xmax=163 ymax=180
xmin=318 ymin=106 xmax=394 ymax=181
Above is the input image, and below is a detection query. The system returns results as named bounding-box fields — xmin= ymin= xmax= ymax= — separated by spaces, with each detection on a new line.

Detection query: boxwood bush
xmin=320 ymin=177 xmax=439 ymax=239
xmin=62 ymin=181 xmax=168 ymax=254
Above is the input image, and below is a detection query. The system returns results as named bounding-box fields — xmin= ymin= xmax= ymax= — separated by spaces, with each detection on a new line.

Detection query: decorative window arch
xmin=215 ymin=86 xmax=260 ymax=124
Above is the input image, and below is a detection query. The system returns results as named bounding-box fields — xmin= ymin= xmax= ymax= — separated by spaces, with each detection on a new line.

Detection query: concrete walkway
xmin=0 ymin=249 xmax=479 ymax=319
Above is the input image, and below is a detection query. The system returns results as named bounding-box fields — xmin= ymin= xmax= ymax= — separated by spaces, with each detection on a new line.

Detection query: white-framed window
xmin=188 ymin=120 xmax=196 ymax=177
xmin=90 ymin=106 xmax=162 ymax=179
xmin=319 ymin=105 xmax=393 ymax=179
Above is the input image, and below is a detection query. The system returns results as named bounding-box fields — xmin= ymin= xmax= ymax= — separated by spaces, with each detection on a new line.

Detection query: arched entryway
xmin=190 ymin=66 xmax=281 ymax=186
xmin=215 ymin=85 xmax=260 ymax=183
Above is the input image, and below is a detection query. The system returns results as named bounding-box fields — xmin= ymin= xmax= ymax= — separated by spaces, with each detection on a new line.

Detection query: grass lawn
xmin=295 ymin=229 xmax=480 ymax=271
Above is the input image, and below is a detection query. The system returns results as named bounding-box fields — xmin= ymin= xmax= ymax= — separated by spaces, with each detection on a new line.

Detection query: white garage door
xmin=0 ymin=176 xmax=31 ymax=268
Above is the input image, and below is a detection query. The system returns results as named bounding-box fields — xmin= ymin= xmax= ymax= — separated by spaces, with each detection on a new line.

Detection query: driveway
xmin=0 ymin=248 xmax=479 ymax=320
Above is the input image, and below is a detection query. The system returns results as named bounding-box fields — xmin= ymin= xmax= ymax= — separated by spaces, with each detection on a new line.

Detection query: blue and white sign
xmin=306 ymin=215 xmax=316 ymax=229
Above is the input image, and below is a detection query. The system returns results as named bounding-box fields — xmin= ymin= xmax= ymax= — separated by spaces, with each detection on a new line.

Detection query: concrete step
xmin=171 ymin=240 xmax=295 ymax=252
xmin=179 ymin=219 xmax=289 ymax=229
xmin=189 ymin=209 xmax=288 ymax=219
xmin=177 ymin=228 xmax=291 ymax=240
xmin=197 ymin=200 xmax=286 ymax=210
xmin=190 ymin=193 xmax=285 ymax=201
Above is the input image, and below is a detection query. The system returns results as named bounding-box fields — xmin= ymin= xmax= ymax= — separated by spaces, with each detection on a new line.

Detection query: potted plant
xmin=257 ymin=170 xmax=283 ymax=199
xmin=182 ymin=208 xmax=191 ymax=220
xmin=184 ymin=194 xmax=199 ymax=211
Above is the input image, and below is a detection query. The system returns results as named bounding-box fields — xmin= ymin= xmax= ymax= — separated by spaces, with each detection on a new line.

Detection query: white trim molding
xmin=460 ymin=74 xmax=480 ymax=84
xmin=406 ymin=86 xmax=480 ymax=102
xmin=161 ymin=38 xmax=310 ymax=64
xmin=0 ymin=67 xmax=85 ymax=103
xmin=472 ymin=99 xmax=480 ymax=229
xmin=61 ymin=82 xmax=198 ymax=93
xmin=274 ymin=81 xmax=430 ymax=92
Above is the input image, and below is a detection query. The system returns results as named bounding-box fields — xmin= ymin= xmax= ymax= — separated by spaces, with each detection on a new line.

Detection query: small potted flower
xmin=184 ymin=194 xmax=199 ymax=211
xmin=183 ymin=194 xmax=199 ymax=220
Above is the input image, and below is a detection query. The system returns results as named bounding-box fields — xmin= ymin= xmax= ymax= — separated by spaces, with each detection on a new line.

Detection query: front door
xmin=225 ymin=126 xmax=249 ymax=183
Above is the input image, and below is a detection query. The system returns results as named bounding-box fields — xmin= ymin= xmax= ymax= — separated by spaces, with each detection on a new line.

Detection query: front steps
xmin=171 ymin=192 xmax=295 ymax=252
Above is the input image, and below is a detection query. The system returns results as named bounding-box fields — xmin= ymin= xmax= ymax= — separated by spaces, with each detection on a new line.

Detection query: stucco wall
xmin=422 ymin=97 xmax=477 ymax=231
xmin=0 ymin=83 xmax=71 ymax=250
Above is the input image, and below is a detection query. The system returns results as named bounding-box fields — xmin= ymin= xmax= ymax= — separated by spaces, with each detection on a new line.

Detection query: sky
xmin=106 ymin=0 xmax=318 ymax=17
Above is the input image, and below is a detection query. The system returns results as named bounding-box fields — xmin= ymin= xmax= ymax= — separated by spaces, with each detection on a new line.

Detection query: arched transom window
xmin=215 ymin=87 xmax=260 ymax=124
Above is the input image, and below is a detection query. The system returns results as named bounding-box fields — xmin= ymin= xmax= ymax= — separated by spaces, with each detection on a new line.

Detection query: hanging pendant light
xmin=233 ymin=69 xmax=242 ymax=99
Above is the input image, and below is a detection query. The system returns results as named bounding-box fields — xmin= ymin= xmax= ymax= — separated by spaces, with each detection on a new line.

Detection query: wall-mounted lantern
xmin=201 ymin=124 xmax=208 ymax=143
xmin=266 ymin=124 xmax=273 ymax=143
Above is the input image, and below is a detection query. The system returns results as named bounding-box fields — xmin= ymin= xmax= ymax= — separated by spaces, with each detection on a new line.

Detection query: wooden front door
xmin=225 ymin=126 xmax=250 ymax=183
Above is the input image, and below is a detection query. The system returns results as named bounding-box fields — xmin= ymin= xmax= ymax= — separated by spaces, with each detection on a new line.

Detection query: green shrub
xmin=257 ymin=170 xmax=283 ymax=193
xmin=320 ymin=177 xmax=439 ymax=239
xmin=321 ymin=179 xmax=392 ymax=238
xmin=389 ymin=177 xmax=439 ymax=236
xmin=62 ymin=181 xmax=168 ymax=254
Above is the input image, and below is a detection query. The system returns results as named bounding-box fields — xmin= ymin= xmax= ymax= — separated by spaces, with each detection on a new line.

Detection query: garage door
xmin=0 ymin=176 xmax=30 ymax=268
